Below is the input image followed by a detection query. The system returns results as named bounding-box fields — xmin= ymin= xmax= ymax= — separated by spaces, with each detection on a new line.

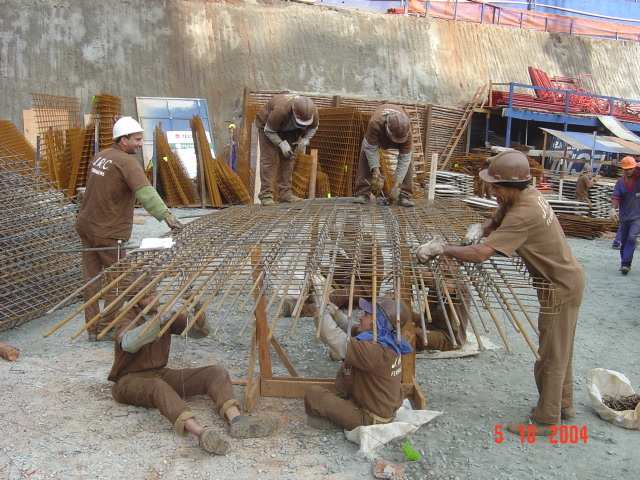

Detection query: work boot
xmin=353 ymin=195 xmax=369 ymax=204
xmin=229 ymin=415 xmax=278 ymax=439
xmin=620 ymin=265 xmax=631 ymax=275
xmin=506 ymin=418 xmax=556 ymax=436
xmin=398 ymin=197 xmax=415 ymax=208
xmin=306 ymin=414 xmax=339 ymax=431
xmin=530 ymin=406 xmax=576 ymax=420
xmin=260 ymin=195 xmax=275 ymax=206
xmin=280 ymin=192 xmax=301 ymax=203
xmin=199 ymin=427 xmax=230 ymax=455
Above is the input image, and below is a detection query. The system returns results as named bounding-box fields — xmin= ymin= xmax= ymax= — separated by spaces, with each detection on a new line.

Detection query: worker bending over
xmin=354 ymin=104 xmax=415 ymax=207
xmin=255 ymin=94 xmax=318 ymax=206
xmin=304 ymin=298 xmax=412 ymax=430
xmin=108 ymin=310 xmax=277 ymax=455
xmin=610 ymin=156 xmax=640 ymax=275
xmin=75 ymin=117 xmax=182 ymax=341
xmin=416 ymin=150 xmax=584 ymax=435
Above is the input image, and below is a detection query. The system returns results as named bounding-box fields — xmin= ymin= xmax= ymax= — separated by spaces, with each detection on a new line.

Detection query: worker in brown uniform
xmin=416 ymin=150 xmax=585 ymax=435
xmin=255 ymin=94 xmax=318 ymax=206
xmin=304 ymin=298 xmax=412 ymax=430
xmin=108 ymin=309 xmax=277 ymax=455
xmin=413 ymin=288 xmax=469 ymax=352
xmin=354 ymin=104 xmax=415 ymax=207
xmin=575 ymin=169 xmax=594 ymax=208
xmin=75 ymin=117 xmax=183 ymax=341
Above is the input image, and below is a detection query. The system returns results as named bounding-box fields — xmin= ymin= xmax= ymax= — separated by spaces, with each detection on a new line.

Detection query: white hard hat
xmin=113 ymin=116 xmax=144 ymax=139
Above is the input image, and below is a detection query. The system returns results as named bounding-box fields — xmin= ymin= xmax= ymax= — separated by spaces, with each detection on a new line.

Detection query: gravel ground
xmin=1 ymin=209 xmax=639 ymax=480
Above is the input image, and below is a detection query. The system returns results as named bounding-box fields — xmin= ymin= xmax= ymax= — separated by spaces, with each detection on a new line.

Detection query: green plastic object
xmin=401 ymin=440 xmax=422 ymax=461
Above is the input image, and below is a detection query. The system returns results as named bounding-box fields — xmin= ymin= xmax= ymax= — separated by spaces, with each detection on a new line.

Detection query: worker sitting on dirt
xmin=108 ymin=308 xmax=277 ymax=455
xmin=416 ymin=150 xmax=585 ymax=436
xmin=304 ymin=298 xmax=412 ymax=430
xmin=255 ymin=94 xmax=318 ymax=206
xmin=354 ymin=104 xmax=415 ymax=207
xmin=575 ymin=169 xmax=594 ymax=208
xmin=610 ymin=156 xmax=640 ymax=275
xmin=75 ymin=117 xmax=183 ymax=341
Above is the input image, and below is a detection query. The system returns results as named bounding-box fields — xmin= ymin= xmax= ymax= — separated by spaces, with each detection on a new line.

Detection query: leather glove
xmin=389 ymin=182 xmax=401 ymax=203
xmin=415 ymin=237 xmax=446 ymax=264
xmin=609 ymin=207 xmax=619 ymax=222
xmin=371 ymin=168 xmax=384 ymax=194
xmin=279 ymin=140 xmax=294 ymax=160
xmin=295 ymin=137 xmax=310 ymax=155
xmin=165 ymin=213 xmax=184 ymax=231
xmin=462 ymin=223 xmax=484 ymax=246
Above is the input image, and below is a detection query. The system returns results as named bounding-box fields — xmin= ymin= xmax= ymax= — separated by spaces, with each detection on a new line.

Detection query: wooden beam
xmin=252 ymin=248 xmax=272 ymax=378
xmin=261 ymin=377 xmax=335 ymax=398
xmin=308 ymin=149 xmax=318 ymax=199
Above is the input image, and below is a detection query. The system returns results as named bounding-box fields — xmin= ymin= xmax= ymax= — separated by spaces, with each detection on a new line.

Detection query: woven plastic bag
xmin=587 ymin=368 xmax=640 ymax=430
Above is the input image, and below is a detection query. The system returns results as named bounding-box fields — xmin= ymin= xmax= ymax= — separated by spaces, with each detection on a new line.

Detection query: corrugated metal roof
xmin=540 ymin=128 xmax=640 ymax=154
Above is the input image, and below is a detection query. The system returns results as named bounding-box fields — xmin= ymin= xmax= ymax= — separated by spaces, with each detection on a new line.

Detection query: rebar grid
xmin=0 ymin=151 xmax=82 ymax=332
xmin=91 ymin=94 xmax=122 ymax=151
xmin=50 ymin=199 xmax=556 ymax=356
xmin=155 ymin=125 xmax=200 ymax=206
xmin=0 ymin=121 xmax=36 ymax=163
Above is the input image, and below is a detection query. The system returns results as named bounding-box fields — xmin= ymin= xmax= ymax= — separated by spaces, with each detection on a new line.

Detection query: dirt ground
xmin=1 ymin=209 xmax=639 ymax=480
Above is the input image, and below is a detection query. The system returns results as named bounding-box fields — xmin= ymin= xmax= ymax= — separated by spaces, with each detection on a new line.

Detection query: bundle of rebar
xmin=155 ymin=126 xmax=200 ymax=207
xmin=91 ymin=94 xmax=122 ymax=151
xmin=0 ymin=147 xmax=82 ymax=332
xmin=191 ymin=116 xmax=251 ymax=206
xmin=602 ymin=394 xmax=640 ymax=412
xmin=48 ymin=198 xmax=553 ymax=359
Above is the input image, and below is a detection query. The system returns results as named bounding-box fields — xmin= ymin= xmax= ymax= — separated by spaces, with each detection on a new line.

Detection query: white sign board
xmin=166 ymin=130 xmax=214 ymax=179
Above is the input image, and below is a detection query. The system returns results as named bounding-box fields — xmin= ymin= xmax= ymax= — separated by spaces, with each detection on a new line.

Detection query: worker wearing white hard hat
xmin=75 ymin=116 xmax=183 ymax=341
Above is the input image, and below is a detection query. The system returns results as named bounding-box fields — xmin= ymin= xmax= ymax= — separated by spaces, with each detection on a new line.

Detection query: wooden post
xmin=252 ymin=248 xmax=272 ymax=379
xmin=309 ymin=149 xmax=318 ymax=199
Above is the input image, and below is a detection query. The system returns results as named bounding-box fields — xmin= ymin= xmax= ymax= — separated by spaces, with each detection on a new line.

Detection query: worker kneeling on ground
xmin=610 ymin=156 xmax=640 ymax=275
xmin=255 ymin=94 xmax=318 ymax=206
xmin=75 ymin=117 xmax=183 ymax=341
xmin=108 ymin=308 xmax=277 ymax=455
xmin=416 ymin=150 xmax=585 ymax=436
xmin=354 ymin=104 xmax=415 ymax=207
xmin=304 ymin=298 xmax=412 ymax=430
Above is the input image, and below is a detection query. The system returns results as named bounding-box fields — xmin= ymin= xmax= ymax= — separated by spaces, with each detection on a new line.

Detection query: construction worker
xmin=416 ymin=150 xmax=585 ymax=435
xmin=304 ymin=298 xmax=412 ymax=430
xmin=610 ymin=156 xmax=640 ymax=275
xmin=354 ymin=104 xmax=415 ymax=207
xmin=575 ymin=169 xmax=594 ymax=208
xmin=255 ymin=94 xmax=318 ymax=206
xmin=75 ymin=117 xmax=183 ymax=341
xmin=108 ymin=308 xmax=277 ymax=455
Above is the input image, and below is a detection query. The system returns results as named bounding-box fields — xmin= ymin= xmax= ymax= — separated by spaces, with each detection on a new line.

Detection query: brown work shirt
xmin=76 ymin=147 xmax=150 ymax=240
xmin=108 ymin=317 xmax=187 ymax=382
xmin=484 ymin=187 xmax=585 ymax=303
xmin=575 ymin=174 xmax=592 ymax=203
xmin=338 ymin=340 xmax=402 ymax=419
xmin=255 ymin=93 xmax=319 ymax=134
xmin=365 ymin=104 xmax=412 ymax=154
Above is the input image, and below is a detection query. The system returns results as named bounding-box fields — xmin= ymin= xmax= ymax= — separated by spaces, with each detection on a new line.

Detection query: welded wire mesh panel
xmin=0 ymin=148 xmax=82 ymax=331
xmin=53 ymin=198 xmax=555 ymax=358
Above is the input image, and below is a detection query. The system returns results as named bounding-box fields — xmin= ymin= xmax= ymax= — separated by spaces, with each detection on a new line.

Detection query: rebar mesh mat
xmin=50 ymin=198 xmax=555 ymax=357
xmin=0 ymin=149 xmax=82 ymax=331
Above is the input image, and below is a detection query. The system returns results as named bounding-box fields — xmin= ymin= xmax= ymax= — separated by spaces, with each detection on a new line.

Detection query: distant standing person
xmin=610 ymin=156 xmax=640 ymax=275
xmin=255 ymin=94 xmax=318 ymax=206
xmin=575 ymin=169 xmax=594 ymax=208
xmin=354 ymin=104 xmax=415 ymax=207
xmin=75 ymin=117 xmax=183 ymax=341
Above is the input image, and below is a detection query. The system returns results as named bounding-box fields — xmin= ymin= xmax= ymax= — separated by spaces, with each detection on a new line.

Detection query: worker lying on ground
xmin=255 ymin=94 xmax=318 ymax=206
xmin=108 ymin=306 xmax=277 ymax=455
xmin=416 ymin=150 xmax=585 ymax=436
xmin=610 ymin=156 xmax=640 ymax=275
xmin=76 ymin=117 xmax=183 ymax=341
xmin=304 ymin=298 xmax=412 ymax=430
xmin=354 ymin=104 xmax=415 ymax=207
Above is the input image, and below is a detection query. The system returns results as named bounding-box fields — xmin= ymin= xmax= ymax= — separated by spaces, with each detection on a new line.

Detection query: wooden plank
xmin=261 ymin=377 xmax=335 ymax=398
xmin=252 ymin=248 xmax=272 ymax=378
xmin=244 ymin=329 xmax=260 ymax=412
xmin=309 ymin=149 xmax=318 ymax=199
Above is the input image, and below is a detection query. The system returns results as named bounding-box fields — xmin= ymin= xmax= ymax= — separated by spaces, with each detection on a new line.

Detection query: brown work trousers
xmin=531 ymin=298 xmax=581 ymax=424
xmin=258 ymin=129 xmax=298 ymax=200
xmin=354 ymin=149 xmax=414 ymax=199
xmin=76 ymin=229 xmax=126 ymax=333
xmin=415 ymin=330 xmax=455 ymax=352
xmin=111 ymin=365 xmax=238 ymax=435
xmin=304 ymin=385 xmax=373 ymax=430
